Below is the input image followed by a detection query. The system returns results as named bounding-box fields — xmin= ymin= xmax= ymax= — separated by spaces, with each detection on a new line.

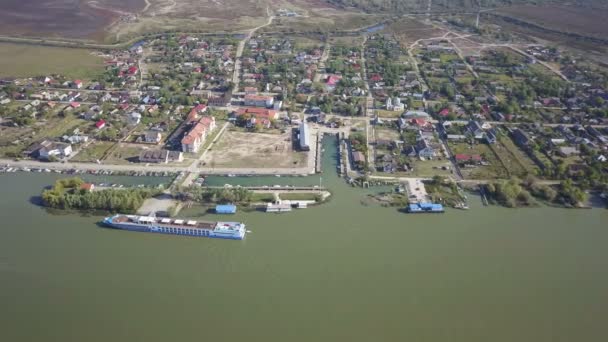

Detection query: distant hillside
xmin=326 ymin=0 xmax=607 ymax=13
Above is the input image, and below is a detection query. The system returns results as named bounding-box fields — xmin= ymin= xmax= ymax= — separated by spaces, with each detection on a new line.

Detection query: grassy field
xmin=71 ymin=141 xmax=115 ymax=162
xmin=376 ymin=109 xmax=402 ymax=118
xmin=102 ymin=143 xmax=146 ymax=164
xmin=0 ymin=113 xmax=86 ymax=157
xmin=450 ymin=142 xmax=509 ymax=179
xmin=250 ymin=193 xmax=274 ymax=203
xmin=497 ymin=5 xmax=608 ymax=39
xmin=497 ymin=137 xmax=539 ymax=174
xmin=410 ymin=159 xmax=454 ymax=178
xmin=0 ymin=43 xmax=104 ymax=79
xmin=279 ymin=193 xmax=319 ymax=201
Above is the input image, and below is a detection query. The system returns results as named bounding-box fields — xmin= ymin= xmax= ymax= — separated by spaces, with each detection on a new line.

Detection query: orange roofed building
xmin=181 ymin=114 xmax=216 ymax=153
xmin=235 ymin=107 xmax=278 ymax=120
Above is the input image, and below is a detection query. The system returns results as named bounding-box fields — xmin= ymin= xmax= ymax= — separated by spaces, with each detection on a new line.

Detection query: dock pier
xmin=315 ymin=133 xmax=323 ymax=173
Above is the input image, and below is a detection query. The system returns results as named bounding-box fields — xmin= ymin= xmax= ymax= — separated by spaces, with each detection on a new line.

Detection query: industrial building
xmin=299 ymin=122 xmax=310 ymax=151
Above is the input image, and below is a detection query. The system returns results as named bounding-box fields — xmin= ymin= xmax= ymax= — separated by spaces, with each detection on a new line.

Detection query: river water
xmin=1 ymin=137 xmax=607 ymax=342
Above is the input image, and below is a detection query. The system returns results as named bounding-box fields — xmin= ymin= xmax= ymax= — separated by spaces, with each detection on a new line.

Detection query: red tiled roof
xmin=236 ymin=107 xmax=277 ymax=120
xmin=186 ymin=104 xmax=208 ymax=122
xmin=181 ymin=116 xmax=214 ymax=145
xmin=455 ymin=154 xmax=482 ymax=161
xmin=80 ymin=183 xmax=94 ymax=191
xmin=95 ymin=119 xmax=106 ymax=128
xmin=326 ymin=75 xmax=342 ymax=86
xmin=411 ymin=118 xmax=427 ymax=126
xmin=370 ymin=74 xmax=382 ymax=82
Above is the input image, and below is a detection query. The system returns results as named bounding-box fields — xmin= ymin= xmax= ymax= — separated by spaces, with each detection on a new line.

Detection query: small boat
xmin=454 ymin=203 xmax=469 ymax=210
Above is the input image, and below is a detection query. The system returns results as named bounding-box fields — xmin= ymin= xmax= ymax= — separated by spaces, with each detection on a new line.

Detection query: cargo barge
xmin=102 ymin=214 xmax=246 ymax=240
xmin=406 ymin=203 xmax=445 ymax=213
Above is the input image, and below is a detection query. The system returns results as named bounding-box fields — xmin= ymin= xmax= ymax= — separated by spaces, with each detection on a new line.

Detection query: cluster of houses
xmin=242 ymin=37 xmax=323 ymax=96
xmin=437 ymin=120 xmax=497 ymax=145
xmin=140 ymin=36 xmax=236 ymax=104
xmin=512 ymin=124 xmax=608 ymax=164
xmin=399 ymin=117 xmax=443 ymax=160
xmin=365 ymin=35 xmax=422 ymax=101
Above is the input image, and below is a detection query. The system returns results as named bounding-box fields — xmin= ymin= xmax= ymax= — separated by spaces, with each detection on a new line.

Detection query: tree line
xmin=42 ymin=178 xmax=162 ymax=213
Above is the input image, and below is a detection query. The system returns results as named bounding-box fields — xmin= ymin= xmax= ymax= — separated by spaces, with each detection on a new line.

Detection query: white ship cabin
xmin=121 ymin=215 xmax=243 ymax=237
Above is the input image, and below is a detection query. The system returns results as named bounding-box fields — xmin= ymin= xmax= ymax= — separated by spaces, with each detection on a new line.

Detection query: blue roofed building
xmin=215 ymin=204 xmax=237 ymax=214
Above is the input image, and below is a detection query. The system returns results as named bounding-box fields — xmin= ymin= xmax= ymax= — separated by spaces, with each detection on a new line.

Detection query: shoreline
xmin=0 ymin=159 xmax=316 ymax=177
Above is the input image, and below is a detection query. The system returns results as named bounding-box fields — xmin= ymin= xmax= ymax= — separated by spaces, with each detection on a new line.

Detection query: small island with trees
xmin=41 ymin=178 xmax=162 ymax=213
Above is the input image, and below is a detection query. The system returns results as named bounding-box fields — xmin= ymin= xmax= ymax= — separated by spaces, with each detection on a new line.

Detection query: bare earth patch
xmin=204 ymin=130 xmax=308 ymax=168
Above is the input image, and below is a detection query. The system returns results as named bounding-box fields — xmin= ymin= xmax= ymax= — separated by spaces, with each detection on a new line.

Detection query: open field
xmin=496 ymin=5 xmax=608 ymax=39
xmin=490 ymin=7 xmax=608 ymax=63
xmin=0 ymin=43 xmax=104 ymax=79
xmin=102 ymin=143 xmax=146 ymax=164
xmin=0 ymin=0 xmax=144 ymax=40
xmin=374 ymin=127 xmax=400 ymax=141
xmin=389 ymin=19 xmax=447 ymax=46
xmin=263 ymin=9 xmax=380 ymax=33
xmin=204 ymin=130 xmax=308 ymax=169
xmin=410 ymin=159 xmax=453 ymax=178
xmin=496 ymin=137 xmax=539 ymax=176
xmin=0 ymin=113 xmax=86 ymax=157
xmin=0 ymin=0 xmax=374 ymax=42
xmin=71 ymin=141 xmax=115 ymax=163
xmin=376 ymin=109 xmax=402 ymax=118
xmin=450 ymin=142 xmax=509 ymax=180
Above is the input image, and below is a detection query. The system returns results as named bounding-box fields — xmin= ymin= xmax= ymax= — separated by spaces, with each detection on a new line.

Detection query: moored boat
xmin=102 ymin=214 xmax=246 ymax=240
xmin=406 ymin=202 xmax=445 ymax=213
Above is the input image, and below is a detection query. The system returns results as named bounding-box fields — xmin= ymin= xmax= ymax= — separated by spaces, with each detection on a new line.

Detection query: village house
xmin=558 ymin=146 xmax=580 ymax=157
xmin=467 ymin=120 xmax=484 ymax=139
xmin=455 ymin=154 xmax=483 ymax=166
xmin=235 ymin=107 xmax=278 ymax=129
xmin=80 ymin=183 xmax=95 ymax=192
xmin=128 ymin=112 xmax=142 ymax=125
xmin=244 ymin=94 xmax=274 ymax=108
xmin=95 ymin=119 xmax=106 ymax=130
xmin=415 ymin=138 xmax=436 ymax=159
xmin=351 ymin=151 xmax=365 ymax=169
xmin=512 ymin=128 xmax=532 ymax=148
xmin=144 ymin=131 xmax=162 ymax=144
xmin=38 ymin=141 xmax=72 ymax=160
xmin=139 ymin=150 xmax=184 ymax=164
xmin=63 ymin=135 xmax=89 ymax=144
xmin=207 ymin=92 xmax=231 ymax=107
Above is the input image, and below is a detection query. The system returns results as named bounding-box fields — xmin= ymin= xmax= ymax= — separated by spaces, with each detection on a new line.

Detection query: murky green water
xmin=1 ymin=137 xmax=607 ymax=342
